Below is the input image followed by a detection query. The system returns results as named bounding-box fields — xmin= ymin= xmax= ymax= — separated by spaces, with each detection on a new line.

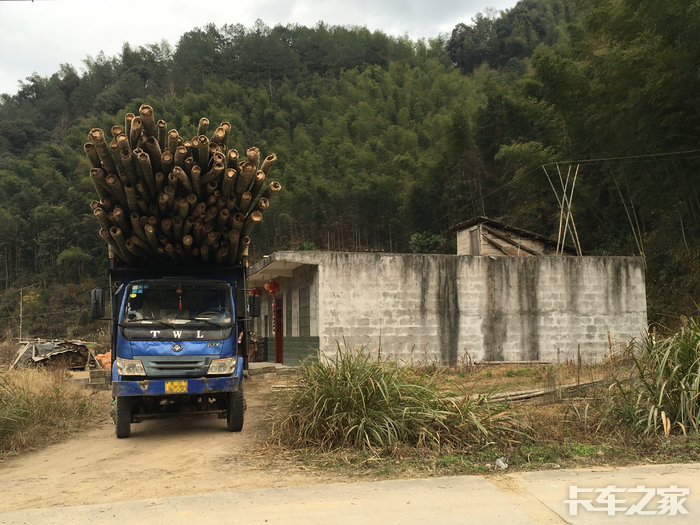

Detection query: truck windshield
xmin=122 ymin=281 xmax=233 ymax=327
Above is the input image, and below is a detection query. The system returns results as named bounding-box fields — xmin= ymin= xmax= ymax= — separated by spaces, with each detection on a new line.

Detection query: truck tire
xmin=115 ymin=397 xmax=132 ymax=438
xmin=226 ymin=387 xmax=245 ymax=432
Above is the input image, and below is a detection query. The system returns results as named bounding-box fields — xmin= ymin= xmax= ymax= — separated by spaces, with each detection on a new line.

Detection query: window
xmin=298 ymin=287 xmax=310 ymax=337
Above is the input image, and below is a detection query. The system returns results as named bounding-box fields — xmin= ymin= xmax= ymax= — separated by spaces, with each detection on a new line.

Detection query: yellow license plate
xmin=165 ymin=380 xmax=188 ymax=394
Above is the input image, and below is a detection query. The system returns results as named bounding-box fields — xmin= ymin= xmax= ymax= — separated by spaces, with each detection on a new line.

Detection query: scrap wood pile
xmin=85 ymin=104 xmax=281 ymax=266
xmin=11 ymin=340 xmax=97 ymax=370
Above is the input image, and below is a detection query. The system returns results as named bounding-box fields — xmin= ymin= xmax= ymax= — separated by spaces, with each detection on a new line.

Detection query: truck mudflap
xmin=113 ymin=376 xmax=238 ymax=397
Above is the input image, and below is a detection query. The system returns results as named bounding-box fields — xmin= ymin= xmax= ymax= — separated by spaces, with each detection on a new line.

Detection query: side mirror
xmin=90 ymin=288 xmax=105 ymax=319
xmin=248 ymin=294 xmax=261 ymax=318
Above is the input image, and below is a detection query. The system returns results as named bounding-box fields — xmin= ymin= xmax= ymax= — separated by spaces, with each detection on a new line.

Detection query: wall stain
xmin=481 ymin=258 xmax=508 ymax=361
xmin=517 ymin=259 xmax=540 ymax=360
xmin=437 ymin=256 xmax=459 ymax=366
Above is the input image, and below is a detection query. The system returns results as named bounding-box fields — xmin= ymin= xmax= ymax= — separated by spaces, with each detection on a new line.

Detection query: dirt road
xmin=0 ymin=373 xmax=344 ymax=512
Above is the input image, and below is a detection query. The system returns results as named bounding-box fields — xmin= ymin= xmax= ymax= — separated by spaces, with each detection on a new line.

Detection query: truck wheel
xmin=115 ymin=397 xmax=132 ymax=438
xmin=226 ymin=388 xmax=245 ymax=432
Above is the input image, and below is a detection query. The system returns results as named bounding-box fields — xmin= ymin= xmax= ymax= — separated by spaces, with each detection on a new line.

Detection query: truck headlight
xmin=207 ymin=357 xmax=236 ymax=375
xmin=116 ymin=357 xmax=146 ymax=376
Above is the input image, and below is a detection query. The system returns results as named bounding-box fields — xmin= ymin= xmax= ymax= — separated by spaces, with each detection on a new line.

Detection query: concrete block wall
xmin=254 ymin=252 xmax=647 ymax=365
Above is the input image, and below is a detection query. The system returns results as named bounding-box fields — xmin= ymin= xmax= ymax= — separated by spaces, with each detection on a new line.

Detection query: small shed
xmin=450 ymin=216 xmax=576 ymax=257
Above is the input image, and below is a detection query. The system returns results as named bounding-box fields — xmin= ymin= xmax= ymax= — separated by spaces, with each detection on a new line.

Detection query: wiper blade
xmin=120 ymin=319 xmax=176 ymax=329
xmin=192 ymin=317 xmax=230 ymax=328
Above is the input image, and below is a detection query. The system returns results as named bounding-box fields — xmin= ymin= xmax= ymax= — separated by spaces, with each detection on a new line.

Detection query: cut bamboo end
xmin=260 ymin=153 xmax=277 ymax=174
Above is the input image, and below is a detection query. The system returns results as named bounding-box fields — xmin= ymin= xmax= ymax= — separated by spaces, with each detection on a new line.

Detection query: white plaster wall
xmin=254 ymin=252 xmax=647 ymax=364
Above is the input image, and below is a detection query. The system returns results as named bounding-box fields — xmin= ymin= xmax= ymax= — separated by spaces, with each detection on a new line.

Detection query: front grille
xmin=137 ymin=355 xmax=219 ymax=377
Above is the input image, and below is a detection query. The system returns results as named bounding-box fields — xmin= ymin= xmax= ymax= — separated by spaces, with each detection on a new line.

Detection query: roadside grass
xmin=273 ymin=345 xmax=531 ymax=452
xmin=0 ymin=368 xmax=105 ymax=457
xmin=270 ymin=318 xmax=700 ymax=478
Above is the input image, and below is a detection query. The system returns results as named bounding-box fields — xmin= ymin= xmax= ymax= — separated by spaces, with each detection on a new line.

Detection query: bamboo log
xmin=100 ymin=228 xmax=127 ymax=262
xmin=126 ymin=238 xmax=150 ymax=259
xmin=154 ymin=172 xmax=165 ymax=195
xmin=197 ymin=118 xmax=209 ymax=137
xmin=93 ymin=111 xmax=281 ymax=267
xmin=130 ymin=212 xmax=147 ymax=243
xmin=193 ymin=219 xmax=203 ymax=245
xmin=168 ymin=130 xmax=180 ymax=155
xmin=191 ymin=165 xmax=202 ymax=199
xmin=221 ymin=168 xmax=236 ymax=199
xmin=158 ymin=193 xmax=170 ymax=216
xmin=200 ymin=162 xmax=225 ymax=186
xmin=90 ymin=168 xmax=111 ymax=200
xmin=124 ymin=183 xmax=138 ymax=212
xmin=125 ymin=113 xmax=135 ymax=141
xmin=100 ymin=197 xmax=114 ymax=212
xmin=162 ymin=218 xmax=174 ymax=241
xmin=137 ymin=151 xmax=156 ymax=197
xmin=220 ymin=122 xmax=231 ymax=150
xmin=130 ymin=235 xmax=153 ymax=255
xmin=105 ymin=174 xmax=128 ymax=209
xmin=204 ymin=206 xmax=218 ymax=223
xmin=88 ymin=128 xmax=118 ymax=175
xmin=235 ymin=162 xmax=256 ymax=194
xmin=116 ymin=133 xmax=131 ymax=154
xmin=161 ymin=150 xmax=173 ymax=176
xmin=183 ymin=156 xmax=195 ymax=176
xmin=145 ymin=136 xmax=163 ymax=173
xmin=144 ymin=224 xmax=159 ymax=252
xmin=254 ymin=196 xmax=270 ymax=214
xmin=186 ymin=193 xmax=197 ymax=214
xmin=250 ymin=170 xmax=266 ymax=199
xmin=183 ymin=216 xmax=195 ymax=237
xmin=236 ymin=235 xmax=250 ymax=263
xmin=173 ymin=165 xmax=193 ymax=194
xmin=215 ymin=245 xmax=228 ymax=265
xmin=173 ymin=215 xmax=183 ymax=239
xmin=200 ymin=243 xmax=210 ymax=263
xmin=183 ymin=234 xmax=194 ymax=257
xmin=192 ymin=201 xmax=206 ymax=219
xmin=262 ymin=180 xmax=282 ymax=201
xmin=157 ymin=119 xmax=167 ymax=151
xmin=226 ymin=149 xmax=239 ymax=172
xmin=139 ymin=104 xmax=157 ymax=137
xmin=176 ymin=197 xmax=189 ymax=219
xmin=230 ymin=212 xmax=245 ymax=232
xmin=241 ymin=210 xmax=262 ymax=237
xmin=217 ymin=208 xmax=230 ymax=229
xmin=84 ymin=143 xmax=102 ymax=169
xmin=211 ymin=126 xmax=226 ymax=148
xmin=197 ymin=135 xmax=209 ymax=170
xmin=93 ymin=207 xmax=111 ymax=230
xmin=109 ymin=226 xmax=131 ymax=262
xmin=238 ymin=191 xmax=252 ymax=214
xmin=129 ymin=117 xmax=143 ymax=148
xmin=119 ymin=148 xmax=137 ymax=187
xmin=113 ymin=206 xmax=130 ymax=233
xmin=246 ymin=147 xmax=260 ymax=169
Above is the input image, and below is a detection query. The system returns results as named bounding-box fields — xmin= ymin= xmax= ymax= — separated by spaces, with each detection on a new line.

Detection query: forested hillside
xmin=0 ymin=0 xmax=697 ymax=339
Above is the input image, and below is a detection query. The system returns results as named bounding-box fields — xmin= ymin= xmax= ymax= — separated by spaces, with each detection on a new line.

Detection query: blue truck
xmin=91 ymin=261 xmax=259 ymax=438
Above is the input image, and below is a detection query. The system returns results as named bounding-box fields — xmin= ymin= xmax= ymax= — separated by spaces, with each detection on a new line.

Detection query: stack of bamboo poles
xmin=85 ymin=105 xmax=281 ymax=266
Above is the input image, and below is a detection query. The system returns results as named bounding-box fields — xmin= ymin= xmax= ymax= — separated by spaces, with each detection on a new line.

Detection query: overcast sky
xmin=0 ymin=0 xmax=517 ymax=96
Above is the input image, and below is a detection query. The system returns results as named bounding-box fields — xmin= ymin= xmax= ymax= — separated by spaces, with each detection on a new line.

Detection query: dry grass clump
xmin=0 ymin=368 xmax=104 ymax=456
xmin=604 ymin=316 xmax=700 ymax=436
xmin=274 ymin=346 xmax=530 ymax=452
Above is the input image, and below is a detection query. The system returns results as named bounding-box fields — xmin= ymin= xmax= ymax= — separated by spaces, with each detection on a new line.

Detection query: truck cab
xmin=92 ymin=263 xmax=257 ymax=438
